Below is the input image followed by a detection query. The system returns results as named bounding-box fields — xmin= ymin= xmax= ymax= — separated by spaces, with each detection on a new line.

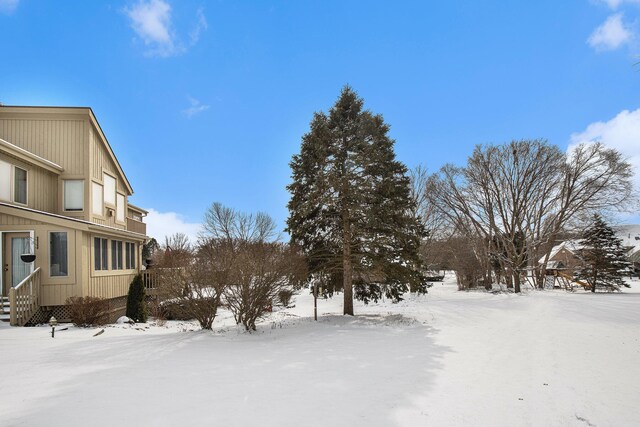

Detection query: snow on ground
xmin=1 ymin=275 xmax=639 ymax=426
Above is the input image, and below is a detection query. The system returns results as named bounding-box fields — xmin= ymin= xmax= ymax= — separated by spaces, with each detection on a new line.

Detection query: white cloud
xmin=0 ymin=0 xmax=19 ymax=14
xmin=182 ymin=97 xmax=210 ymax=118
xmin=123 ymin=1 xmax=208 ymax=57
xmin=570 ymin=108 xmax=640 ymax=192
xmin=144 ymin=208 xmax=201 ymax=244
xmin=598 ymin=0 xmax=640 ymax=10
xmin=124 ymin=0 xmax=179 ymax=57
xmin=189 ymin=8 xmax=208 ymax=46
xmin=588 ymin=13 xmax=633 ymax=51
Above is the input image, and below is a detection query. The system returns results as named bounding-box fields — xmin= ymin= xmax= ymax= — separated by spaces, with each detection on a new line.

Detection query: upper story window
xmin=0 ymin=160 xmax=10 ymax=201
xmin=14 ymin=167 xmax=27 ymax=204
xmin=0 ymin=160 xmax=27 ymax=205
xmin=91 ymin=182 xmax=103 ymax=216
xmin=103 ymin=173 xmax=116 ymax=206
xmin=64 ymin=180 xmax=84 ymax=211
xmin=116 ymin=193 xmax=125 ymax=222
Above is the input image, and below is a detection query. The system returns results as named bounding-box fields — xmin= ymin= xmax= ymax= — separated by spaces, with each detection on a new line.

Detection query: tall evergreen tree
xmin=287 ymin=86 xmax=425 ymax=315
xmin=574 ymin=214 xmax=631 ymax=292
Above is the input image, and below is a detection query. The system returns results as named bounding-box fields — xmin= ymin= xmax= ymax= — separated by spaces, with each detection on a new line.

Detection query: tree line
xmin=150 ymin=86 xmax=636 ymax=330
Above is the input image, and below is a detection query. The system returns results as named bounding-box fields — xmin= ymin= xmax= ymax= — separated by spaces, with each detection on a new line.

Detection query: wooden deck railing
xmin=142 ymin=269 xmax=161 ymax=294
xmin=9 ymin=267 xmax=41 ymax=326
xmin=126 ymin=217 xmax=147 ymax=235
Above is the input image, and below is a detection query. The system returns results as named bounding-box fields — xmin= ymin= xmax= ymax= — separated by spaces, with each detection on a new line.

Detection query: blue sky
xmin=1 ymin=0 xmax=639 ymax=241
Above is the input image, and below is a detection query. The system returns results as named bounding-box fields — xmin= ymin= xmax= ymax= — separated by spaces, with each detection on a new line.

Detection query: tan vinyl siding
xmin=41 ymin=281 xmax=79 ymax=307
xmin=88 ymin=274 xmax=137 ymax=299
xmin=0 ymin=152 xmax=58 ymax=212
xmin=0 ymin=216 xmax=81 ymax=305
xmin=0 ymin=107 xmax=145 ymax=313
xmin=0 ymin=117 xmax=86 ymax=176
xmin=0 ymin=212 xmax=40 ymax=225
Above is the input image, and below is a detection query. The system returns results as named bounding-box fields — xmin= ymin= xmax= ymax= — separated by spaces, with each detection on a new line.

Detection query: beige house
xmin=0 ymin=106 xmax=147 ymax=325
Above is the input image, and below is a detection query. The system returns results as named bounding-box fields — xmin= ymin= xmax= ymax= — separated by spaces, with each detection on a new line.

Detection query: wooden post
xmin=313 ymin=283 xmax=318 ymax=321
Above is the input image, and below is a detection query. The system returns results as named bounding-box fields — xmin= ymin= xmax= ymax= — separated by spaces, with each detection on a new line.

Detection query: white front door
xmin=2 ymin=233 xmax=31 ymax=297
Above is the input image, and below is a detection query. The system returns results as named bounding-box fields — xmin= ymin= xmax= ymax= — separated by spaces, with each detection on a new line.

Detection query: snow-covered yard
xmin=1 ymin=275 xmax=639 ymax=426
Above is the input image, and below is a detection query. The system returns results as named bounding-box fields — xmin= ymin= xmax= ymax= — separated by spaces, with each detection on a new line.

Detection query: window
xmin=126 ymin=242 xmax=136 ymax=269
xmin=50 ymin=232 xmax=68 ymax=277
xmin=116 ymin=194 xmax=125 ymax=222
xmin=0 ymin=160 xmax=27 ymax=204
xmin=112 ymin=240 xmax=123 ymax=270
xmin=103 ymin=173 xmax=116 ymax=206
xmin=14 ymin=167 xmax=27 ymax=204
xmin=94 ymin=237 xmax=108 ymax=270
xmin=92 ymin=182 xmax=103 ymax=216
xmin=64 ymin=180 xmax=84 ymax=211
xmin=0 ymin=160 xmax=10 ymax=201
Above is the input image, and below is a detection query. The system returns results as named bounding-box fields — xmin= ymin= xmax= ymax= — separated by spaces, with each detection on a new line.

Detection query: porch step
xmin=1 ymin=297 xmax=9 ymax=322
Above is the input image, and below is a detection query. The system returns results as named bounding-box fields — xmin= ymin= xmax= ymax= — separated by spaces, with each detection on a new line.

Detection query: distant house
xmin=615 ymin=225 xmax=640 ymax=276
xmin=0 ymin=106 xmax=147 ymax=325
xmin=541 ymin=225 xmax=640 ymax=277
xmin=539 ymin=240 xmax=583 ymax=274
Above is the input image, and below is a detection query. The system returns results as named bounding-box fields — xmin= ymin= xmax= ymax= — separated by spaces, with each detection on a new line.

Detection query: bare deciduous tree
xmin=426 ymin=140 xmax=635 ymax=292
xmin=225 ymin=242 xmax=307 ymax=331
xmin=155 ymin=233 xmax=227 ymax=330
xmin=202 ymin=203 xmax=306 ymax=331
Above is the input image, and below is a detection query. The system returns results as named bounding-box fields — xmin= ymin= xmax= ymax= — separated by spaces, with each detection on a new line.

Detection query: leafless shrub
xmin=147 ymin=297 xmax=167 ymax=326
xmin=66 ymin=296 xmax=110 ymax=327
xmin=151 ymin=232 xmax=226 ymax=329
xmin=278 ymin=289 xmax=295 ymax=307
xmin=224 ymin=242 xmax=307 ymax=331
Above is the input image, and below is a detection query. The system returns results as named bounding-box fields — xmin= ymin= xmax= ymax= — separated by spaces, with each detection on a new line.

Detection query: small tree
xmin=203 ymin=203 xmax=307 ymax=331
xmin=155 ymin=237 xmax=227 ymax=330
xmin=225 ymin=242 xmax=307 ymax=331
xmin=142 ymin=237 xmax=160 ymax=264
xmin=126 ymin=273 xmax=147 ymax=322
xmin=574 ymin=214 xmax=631 ymax=292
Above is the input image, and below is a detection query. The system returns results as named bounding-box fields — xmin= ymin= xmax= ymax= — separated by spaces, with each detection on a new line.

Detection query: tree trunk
xmin=342 ymin=211 xmax=354 ymax=316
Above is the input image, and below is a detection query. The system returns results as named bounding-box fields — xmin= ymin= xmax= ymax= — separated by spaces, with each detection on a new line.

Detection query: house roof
xmin=0 ymin=105 xmax=134 ymax=195
xmin=539 ymin=240 xmax=582 ymax=265
xmin=0 ymin=202 xmax=147 ymax=240
xmin=127 ymin=203 xmax=148 ymax=216
xmin=0 ymin=137 xmax=64 ymax=174
xmin=541 ymin=225 xmax=640 ymax=265
xmin=613 ymin=224 xmax=640 ymax=255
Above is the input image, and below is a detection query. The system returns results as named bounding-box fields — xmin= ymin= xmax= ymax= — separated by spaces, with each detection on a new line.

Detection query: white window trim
xmin=63 ymin=179 xmax=85 ymax=212
xmin=13 ymin=165 xmax=28 ymax=206
xmin=116 ymin=193 xmax=126 ymax=224
xmin=103 ymin=172 xmax=117 ymax=207
xmin=92 ymin=181 xmax=104 ymax=217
